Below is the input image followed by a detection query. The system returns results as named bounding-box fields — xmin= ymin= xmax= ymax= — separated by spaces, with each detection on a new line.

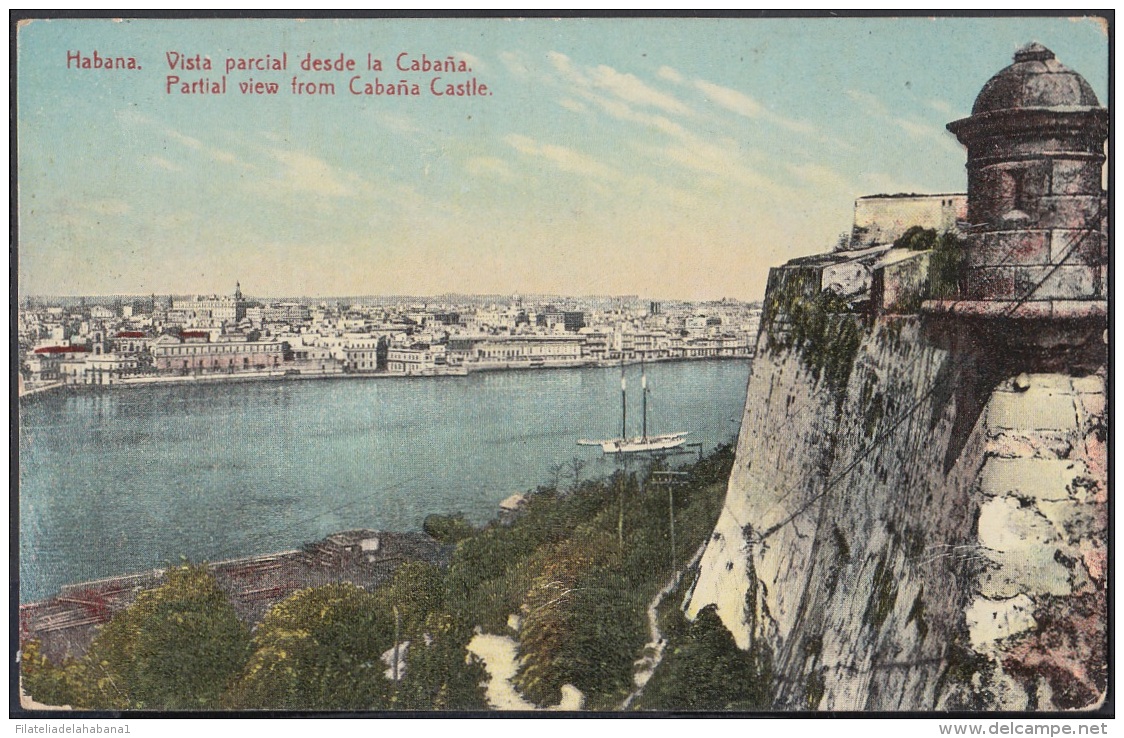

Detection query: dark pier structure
xmin=19 ymin=530 xmax=449 ymax=663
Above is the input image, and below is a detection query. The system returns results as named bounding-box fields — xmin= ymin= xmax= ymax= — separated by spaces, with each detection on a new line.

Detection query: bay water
xmin=19 ymin=359 xmax=751 ymax=601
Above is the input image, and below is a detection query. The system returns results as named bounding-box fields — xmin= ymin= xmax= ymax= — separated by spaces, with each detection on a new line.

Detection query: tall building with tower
xmin=168 ymin=283 xmax=250 ymax=327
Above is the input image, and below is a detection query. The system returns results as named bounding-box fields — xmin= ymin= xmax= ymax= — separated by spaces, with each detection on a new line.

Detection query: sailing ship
xmin=578 ymin=359 xmax=688 ymax=454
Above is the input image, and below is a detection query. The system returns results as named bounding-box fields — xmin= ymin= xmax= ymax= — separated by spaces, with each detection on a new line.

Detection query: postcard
xmin=14 ymin=14 xmax=1110 ymax=717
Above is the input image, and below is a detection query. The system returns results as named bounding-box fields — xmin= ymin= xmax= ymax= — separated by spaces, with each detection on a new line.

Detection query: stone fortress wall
xmin=685 ymin=43 xmax=1108 ymax=711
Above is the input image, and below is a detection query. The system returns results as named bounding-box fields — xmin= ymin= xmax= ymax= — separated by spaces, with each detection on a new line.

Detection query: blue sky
xmin=17 ymin=16 xmax=1109 ymax=300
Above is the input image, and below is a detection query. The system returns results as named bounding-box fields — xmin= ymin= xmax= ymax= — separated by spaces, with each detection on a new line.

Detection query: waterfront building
xmin=343 ymin=335 xmax=386 ymax=373
xmin=27 ymin=345 xmax=89 ymax=383
xmin=680 ymin=336 xmax=723 ymax=358
xmin=282 ymin=335 xmax=340 ymax=374
xmin=73 ymin=353 xmax=142 ymax=386
xmin=473 ymin=335 xmax=585 ymax=367
xmin=578 ymin=328 xmax=611 ymax=363
xmin=151 ymin=333 xmax=286 ymax=373
xmin=26 ymin=345 xmax=142 ymax=387
xmin=17 ymin=292 xmax=761 ymax=388
xmin=445 ymin=337 xmax=482 ymax=367
xmin=629 ymin=330 xmax=672 ymax=359
xmin=386 ymin=342 xmax=447 ymax=374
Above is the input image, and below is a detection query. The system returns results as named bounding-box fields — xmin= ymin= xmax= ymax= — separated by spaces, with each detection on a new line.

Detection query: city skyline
xmin=16 ymin=16 xmax=1108 ymax=300
xmin=20 ymin=289 xmax=758 ymax=304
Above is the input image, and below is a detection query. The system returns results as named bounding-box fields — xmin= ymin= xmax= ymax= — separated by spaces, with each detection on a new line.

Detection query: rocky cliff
xmin=684 ymin=312 xmax=1107 ymax=711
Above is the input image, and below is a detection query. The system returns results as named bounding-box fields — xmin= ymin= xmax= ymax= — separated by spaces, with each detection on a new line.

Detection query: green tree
xmin=396 ymin=612 xmax=488 ymax=710
xmin=442 ymin=484 xmax=613 ymax=633
xmin=20 ymin=640 xmax=90 ymax=709
xmin=443 ymin=524 xmax=542 ymax=633
xmin=222 ymin=583 xmax=393 ymax=710
xmin=375 ymin=562 xmax=487 ymax=710
xmin=422 ymin=513 xmax=476 ymax=545
xmin=514 ymin=531 xmax=639 ymax=708
xmin=894 ymin=225 xmax=939 ymax=251
xmin=892 ymin=226 xmax=965 ymax=298
xmin=78 ymin=564 xmax=250 ymax=710
xmin=548 ymin=568 xmax=645 ymax=708
xmin=636 ymin=604 xmax=772 ymax=711
xmin=930 ymin=231 xmax=967 ymax=298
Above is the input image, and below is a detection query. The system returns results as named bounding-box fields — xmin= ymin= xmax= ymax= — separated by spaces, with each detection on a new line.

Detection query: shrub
xmin=635 ymin=604 xmax=772 ymax=711
xmin=74 ymin=565 xmax=250 ymax=710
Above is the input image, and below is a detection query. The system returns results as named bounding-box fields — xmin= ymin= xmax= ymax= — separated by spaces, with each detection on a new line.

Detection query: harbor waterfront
xmin=19 ymin=358 xmax=751 ymax=603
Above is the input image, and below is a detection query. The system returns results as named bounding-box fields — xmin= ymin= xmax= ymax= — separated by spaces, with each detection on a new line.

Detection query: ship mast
xmin=641 ymin=356 xmax=648 ymax=442
xmin=620 ymin=359 xmax=627 ymax=441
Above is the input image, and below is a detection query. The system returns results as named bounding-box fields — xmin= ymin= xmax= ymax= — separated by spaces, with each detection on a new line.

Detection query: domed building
xmin=944 ymin=42 xmax=1108 ymax=313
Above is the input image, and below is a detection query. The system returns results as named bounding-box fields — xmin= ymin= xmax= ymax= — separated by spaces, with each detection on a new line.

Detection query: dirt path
xmin=619 ymin=540 xmax=709 ymax=710
xmin=467 ymin=632 xmax=584 ymax=711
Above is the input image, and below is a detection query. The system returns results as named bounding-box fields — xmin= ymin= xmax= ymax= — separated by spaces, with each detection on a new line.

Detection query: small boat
xmin=578 ymin=359 xmax=688 ymax=454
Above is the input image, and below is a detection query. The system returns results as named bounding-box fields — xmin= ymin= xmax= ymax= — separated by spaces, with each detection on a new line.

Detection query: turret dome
xmin=971 ymin=42 xmax=1101 ymax=115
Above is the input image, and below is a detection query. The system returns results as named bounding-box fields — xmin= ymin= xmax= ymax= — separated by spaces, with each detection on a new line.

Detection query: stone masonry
xmin=946 ymin=43 xmax=1108 ymax=307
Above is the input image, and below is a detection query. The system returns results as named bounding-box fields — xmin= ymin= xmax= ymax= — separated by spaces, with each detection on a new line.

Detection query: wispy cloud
xmin=121 ymin=111 xmax=252 ymax=169
xmin=845 ymin=88 xmax=886 ymax=114
xmin=505 ymin=134 xmax=616 ymax=180
xmin=769 ymin=113 xmax=817 ymax=136
xmin=547 ymin=51 xmax=581 ymax=81
xmin=465 ymin=156 xmax=514 ymax=180
xmin=147 ymin=155 xmax=181 ymax=172
xmin=847 ymin=88 xmax=960 ymax=151
xmin=695 ymin=77 xmax=820 ymax=137
xmin=591 ymin=95 xmax=690 ymax=139
xmin=537 ymin=54 xmax=830 ymax=194
xmin=548 ymin=52 xmax=692 ymax=117
xmin=643 ymin=135 xmax=785 ymax=194
xmin=163 ymin=128 xmax=247 ymax=166
xmin=209 ymin=148 xmax=241 ymax=165
xmin=454 ymin=51 xmax=485 ymax=72
xmin=587 ymin=64 xmax=692 ymax=116
xmin=379 ymin=116 xmax=417 ymax=140
xmin=558 ymin=98 xmax=589 ymax=115
xmin=786 ymin=162 xmax=851 ymax=192
xmin=541 ymin=55 xmax=693 ymax=140
xmin=894 ymin=118 xmax=937 ymax=139
xmin=542 ymin=53 xmax=784 ymax=182
xmin=268 ymin=149 xmax=365 ymax=198
xmin=164 ymin=128 xmax=204 ymax=151
xmin=498 ymin=50 xmax=530 ymax=77
xmin=925 ymin=97 xmax=957 ymax=116
xmin=694 ymin=79 xmax=763 ymax=118
xmin=657 ymin=65 xmax=684 ymax=84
